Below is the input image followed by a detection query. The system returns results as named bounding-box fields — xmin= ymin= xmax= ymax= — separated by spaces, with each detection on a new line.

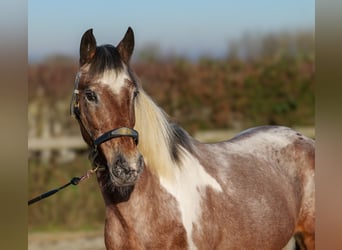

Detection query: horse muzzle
xmin=87 ymin=127 xmax=143 ymax=186
xmin=107 ymin=153 xmax=144 ymax=186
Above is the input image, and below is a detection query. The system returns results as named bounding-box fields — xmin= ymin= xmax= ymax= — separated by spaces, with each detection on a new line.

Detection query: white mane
xmin=134 ymin=90 xmax=181 ymax=180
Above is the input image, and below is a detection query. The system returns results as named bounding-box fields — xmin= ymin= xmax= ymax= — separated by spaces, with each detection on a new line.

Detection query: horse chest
xmin=104 ymin=201 xmax=188 ymax=249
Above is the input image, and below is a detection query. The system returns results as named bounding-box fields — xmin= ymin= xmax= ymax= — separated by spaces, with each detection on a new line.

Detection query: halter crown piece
xmin=70 ymin=72 xmax=139 ymax=155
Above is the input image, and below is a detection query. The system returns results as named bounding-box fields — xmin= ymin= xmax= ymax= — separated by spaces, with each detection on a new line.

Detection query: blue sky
xmin=28 ymin=0 xmax=314 ymax=61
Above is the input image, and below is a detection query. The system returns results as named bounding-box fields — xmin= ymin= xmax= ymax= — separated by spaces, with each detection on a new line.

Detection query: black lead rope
xmin=28 ymin=177 xmax=81 ymax=206
xmin=28 ymin=166 xmax=99 ymax=206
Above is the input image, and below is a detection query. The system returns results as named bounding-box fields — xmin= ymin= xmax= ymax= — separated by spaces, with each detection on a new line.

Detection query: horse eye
xmin=133 ymin=90 xmax=139 ymax=98
xmin=85 ymin=89 xmax=98 ymax=102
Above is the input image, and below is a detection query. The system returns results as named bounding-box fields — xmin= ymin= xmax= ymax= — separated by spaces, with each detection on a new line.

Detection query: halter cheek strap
xmin=70 ymin=72 xmax=81 ymax=118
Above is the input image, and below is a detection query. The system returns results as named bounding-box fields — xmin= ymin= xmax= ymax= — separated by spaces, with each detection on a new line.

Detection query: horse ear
xmin=117 ymin=27 xmax=134 ymax=64
xmin=80 ymin=29 xmax=97 ymax=65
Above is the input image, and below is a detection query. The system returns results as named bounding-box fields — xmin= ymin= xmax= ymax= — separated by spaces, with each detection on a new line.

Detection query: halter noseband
xmin=70 ymin=72 xmax=139 ymax=153
xmin=94 ymin=127 xmax=138 ymax=148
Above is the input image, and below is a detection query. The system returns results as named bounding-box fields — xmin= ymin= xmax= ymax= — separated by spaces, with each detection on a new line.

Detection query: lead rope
xmin=28 ymin=165 xmax=100 ymax=206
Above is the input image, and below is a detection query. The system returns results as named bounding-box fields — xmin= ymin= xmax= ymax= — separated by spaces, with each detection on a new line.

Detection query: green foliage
xmin=133 ymin=54 xmax=314 ymax=131
xmin=241 ymin=56 xmax=314 ymax=126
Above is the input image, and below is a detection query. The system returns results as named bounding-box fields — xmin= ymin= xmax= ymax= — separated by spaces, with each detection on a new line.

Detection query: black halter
xmin=70 ymin=72 xmax=139 ymax=155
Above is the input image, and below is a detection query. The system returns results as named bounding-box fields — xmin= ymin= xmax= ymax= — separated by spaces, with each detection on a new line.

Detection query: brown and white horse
xmin=70 ymin=27 xmax=315 ymax=249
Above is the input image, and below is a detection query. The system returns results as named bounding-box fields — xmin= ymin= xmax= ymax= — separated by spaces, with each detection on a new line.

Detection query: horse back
xmin=194 ymin=126 xmax=315 ymax=249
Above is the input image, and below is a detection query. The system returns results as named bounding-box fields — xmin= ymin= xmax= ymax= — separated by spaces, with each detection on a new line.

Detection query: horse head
xmin=71 ymin=28 xmax=144 ymax=190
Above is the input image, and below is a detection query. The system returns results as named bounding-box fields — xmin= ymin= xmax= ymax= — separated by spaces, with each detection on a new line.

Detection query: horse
xmin=70 ymin=27 xmax=315 ymax=249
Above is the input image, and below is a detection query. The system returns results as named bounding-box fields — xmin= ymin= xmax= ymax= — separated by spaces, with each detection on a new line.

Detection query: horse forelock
xmin=88 ymin=45 xmax=123 ymax=76
xmin=79 ymin=45 xmax=139 ymax=97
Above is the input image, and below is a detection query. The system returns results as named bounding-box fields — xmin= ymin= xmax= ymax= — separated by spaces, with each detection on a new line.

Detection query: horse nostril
xmin=110 ymin=153 xmax=144 ymax=180
xmin=115 ymin=154 xmax=124 ymax=165
xmin=114 ymin=155 xmax=129 ymax=171
xmin=107 ymin=153 xmax=144 ymax=185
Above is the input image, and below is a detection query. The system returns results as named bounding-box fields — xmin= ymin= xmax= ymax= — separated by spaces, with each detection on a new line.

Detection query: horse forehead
xmin=96 ymin=69 xmax=130 ymax=94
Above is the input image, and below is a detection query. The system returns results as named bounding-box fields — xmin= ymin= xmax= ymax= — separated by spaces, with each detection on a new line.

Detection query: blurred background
xmin=28 ymin=1 xmax=314 ymax=248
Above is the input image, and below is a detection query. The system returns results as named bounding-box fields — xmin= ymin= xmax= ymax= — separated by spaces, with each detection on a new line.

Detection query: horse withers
xmin=70 ymin=27 xmax=315 ymax=249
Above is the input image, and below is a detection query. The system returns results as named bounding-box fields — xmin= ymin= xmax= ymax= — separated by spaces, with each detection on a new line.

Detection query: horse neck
xmin=133 ymin=90 xmax=180 ymax=180
xmin=100 ymin=166 xmax=186 ymax=249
